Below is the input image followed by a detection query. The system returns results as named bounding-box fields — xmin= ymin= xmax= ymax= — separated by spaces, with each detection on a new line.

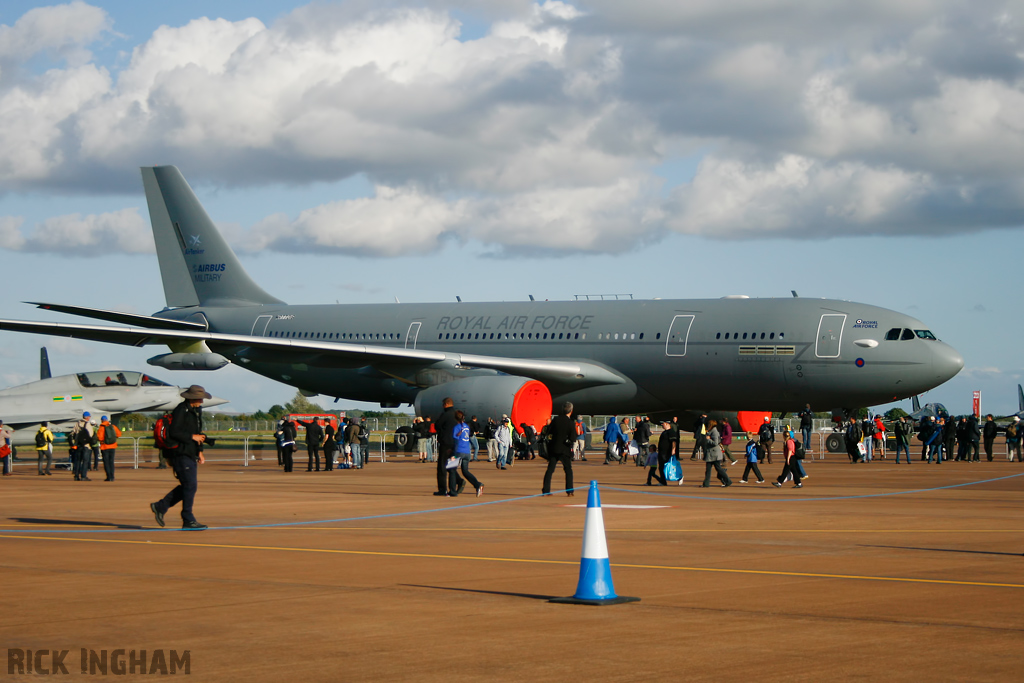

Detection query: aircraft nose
xmin=204 ymin=394 xmax=230 ymax=408
xmin=933 ymin=342 xmax=964 ymax=384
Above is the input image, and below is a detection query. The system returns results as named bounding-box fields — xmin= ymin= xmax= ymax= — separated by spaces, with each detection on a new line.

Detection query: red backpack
xmin=154 ymin=415 xmax=176 ymax=450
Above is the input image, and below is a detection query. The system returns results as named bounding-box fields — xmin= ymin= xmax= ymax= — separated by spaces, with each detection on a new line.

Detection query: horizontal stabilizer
xmin=27 ymin=302 xmax=207 ymax=331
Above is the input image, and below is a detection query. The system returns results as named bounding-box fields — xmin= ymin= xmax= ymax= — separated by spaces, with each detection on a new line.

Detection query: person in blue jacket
xmin=740 ymin=433 xmax=765 ymax=483
xmin=450 ymin=410 xmax=483 ymax=497
xmin=603 ymin=417 xmax=625 ymax=464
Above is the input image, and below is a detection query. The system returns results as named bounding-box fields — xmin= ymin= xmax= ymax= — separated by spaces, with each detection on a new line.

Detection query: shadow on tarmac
xmin=401 ymin=584 xmax=556 ymax=601
xmin=12 ymin=517 xmax=145 ymax=530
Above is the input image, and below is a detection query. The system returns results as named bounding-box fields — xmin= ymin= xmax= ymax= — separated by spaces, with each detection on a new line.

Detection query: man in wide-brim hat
xmin=150 ymin=384 xmax=213 ymax=530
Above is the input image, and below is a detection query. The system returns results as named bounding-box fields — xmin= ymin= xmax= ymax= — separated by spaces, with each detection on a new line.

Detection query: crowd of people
xmin=272 ymin=415 xmax=372 ymax=472
xmin=6 ymin=391 xmax=1023 ymax=531
xmin=7 ymin=412 xmax=124 ymax=481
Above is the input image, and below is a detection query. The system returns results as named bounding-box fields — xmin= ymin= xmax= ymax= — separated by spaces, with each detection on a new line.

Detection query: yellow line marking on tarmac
xmin=2 ymin=534 xmax=1023 ymax=589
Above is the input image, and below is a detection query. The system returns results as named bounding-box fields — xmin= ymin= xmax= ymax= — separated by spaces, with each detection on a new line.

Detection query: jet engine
xmin=147 ymin=352 xmax=230 ymax=371
xmin=414 ymin=376 xmax=553 ymax=430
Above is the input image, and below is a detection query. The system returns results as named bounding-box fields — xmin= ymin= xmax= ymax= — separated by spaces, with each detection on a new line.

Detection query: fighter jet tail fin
xmin=40 ymin=347 xmax=51 ymax=380
xmin=911 ymin=395 xmax=921 ymax=413
xmin=1018 ymin=384 xmax=1023 ymax=413
xmin=141 ymin=166 xmax=284 ymax=308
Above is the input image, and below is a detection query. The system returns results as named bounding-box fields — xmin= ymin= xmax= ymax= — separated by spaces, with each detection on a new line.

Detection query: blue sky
xmin=0 ymin=1 xmax=1021 ymax=415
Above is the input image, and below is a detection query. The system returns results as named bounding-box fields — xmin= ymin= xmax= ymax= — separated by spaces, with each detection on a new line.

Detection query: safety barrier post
xmin=378 ymin=433 xmax=386 ymax=463
xmin=243 ymin=436 xmax=250 ymax=467
xmin=133 ymin=437 xmax=139 ymax=469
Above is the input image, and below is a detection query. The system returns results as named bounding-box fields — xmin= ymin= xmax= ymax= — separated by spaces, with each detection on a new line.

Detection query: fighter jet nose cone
xmin=204 ymin=395 xmax=230 ymax=408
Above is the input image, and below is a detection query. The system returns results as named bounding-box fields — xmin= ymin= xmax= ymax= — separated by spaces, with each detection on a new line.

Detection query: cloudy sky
xmin=0 ymin=0 xmax=1021 ymax=415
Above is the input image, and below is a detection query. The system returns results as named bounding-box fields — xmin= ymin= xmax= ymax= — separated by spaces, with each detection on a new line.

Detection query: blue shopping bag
xmin=663 ymin=455 xmax=682 ymax=482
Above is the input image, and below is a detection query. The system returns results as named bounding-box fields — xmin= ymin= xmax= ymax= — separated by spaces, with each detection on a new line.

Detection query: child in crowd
xmin=740 ymin=432 xmax=764 ymax=483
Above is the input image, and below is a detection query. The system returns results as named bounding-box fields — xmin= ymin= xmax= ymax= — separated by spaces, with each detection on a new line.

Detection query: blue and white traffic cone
xmin=550 ymin=481 xmax=640 ymax=606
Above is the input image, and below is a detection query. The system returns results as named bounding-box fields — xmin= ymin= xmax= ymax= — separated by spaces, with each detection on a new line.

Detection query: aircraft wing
xmin=0 ymin=319 xmax=627 ymax=390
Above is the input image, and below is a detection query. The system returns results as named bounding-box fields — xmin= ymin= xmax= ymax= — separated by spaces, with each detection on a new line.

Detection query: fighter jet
xmin=1006 ymin=385 xmax=1024 ymax=420
xmin=909 ymin=395 xmax=949 ymax=422
xmin=0 ymin=166 xmax=964 ymax=423
xmin=0 ymin=347 xmax=227 ymax=446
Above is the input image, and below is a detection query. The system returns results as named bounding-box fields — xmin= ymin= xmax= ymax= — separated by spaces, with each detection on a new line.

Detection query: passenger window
xmin=638 ymin=333 xmax=643 ymax=340
xmin=742 ymin=333 xmax=747 ymax=340
xmin=716 ymin=333 xmax=721 ymax=339
xmin=769 ymin=332 xmax=775 ymax=340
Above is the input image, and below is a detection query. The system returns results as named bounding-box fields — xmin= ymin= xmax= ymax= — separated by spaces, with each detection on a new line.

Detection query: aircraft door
xmin=665 ymin=315 xmax=695 ymax=357
xmin=251 ymin=314 xmax=272 ymax=337
xmin=405 ymin=321 xmax=422 ymax=349
xmin=815 ymin=314 xmax=846 ymax=358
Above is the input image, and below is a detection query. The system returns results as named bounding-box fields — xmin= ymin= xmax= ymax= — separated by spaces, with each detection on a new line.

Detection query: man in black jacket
xmin=297 ymin=417 xmax=325 ymax=471
xmin=434 ymin=398 xmax=463 ymax=496
xmin=893 ymin=415 xmax=912 ymax=464
xmin=983 ymin=415 xmax=998 ymax=461
xmin=634 ymin=417 xmax=652 ymax=466
xmin=845 ymin=416 xmax=862 ymax=463
xmin=150 ymin=385 xmax=212 ymax=530
xmin=647 ymin=420 xmax=673 ymax=486
xmin=542 ymin=402 xmax=576 ymax=497
xmin=968 ymin=415 xmax=982 ymax=462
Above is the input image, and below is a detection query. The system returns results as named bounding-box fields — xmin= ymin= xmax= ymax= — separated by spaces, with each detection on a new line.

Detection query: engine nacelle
xmin=414 ymin=376 xmax=553 ymax=430
xmin=147 ymin=352 xmax=230 ymax=371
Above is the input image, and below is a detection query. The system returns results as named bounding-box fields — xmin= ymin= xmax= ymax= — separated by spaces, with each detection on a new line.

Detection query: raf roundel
xmin=855 ymin=358 xmax=865 ymax=368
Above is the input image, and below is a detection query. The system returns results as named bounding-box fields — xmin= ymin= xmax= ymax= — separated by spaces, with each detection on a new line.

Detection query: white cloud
xmin=235 ymin=173 xmax=660 ymax=255
xmin=0 ymin=208 xmax=153 ymax=255
xmin=667 ymin=154 xmax=933 ymax=238
xmin=0 ymin=0 xmax=1023 ymax=255
xmin=243 ymin=185 xmax=468 ymax=255
xmin=0 ymin=1 xmax=110 ymax=65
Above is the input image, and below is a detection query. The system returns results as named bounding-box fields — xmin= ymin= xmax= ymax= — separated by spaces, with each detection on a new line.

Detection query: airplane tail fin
xmin=40 ymin=347 xmax=51 ymax=380
xmin=911 ymin=395 xmax=921 ymax=413
xmin=141 ymin=166 xmax=283 ymax=308
xmin=1018 ymin=384 xmax=1023 ymax=413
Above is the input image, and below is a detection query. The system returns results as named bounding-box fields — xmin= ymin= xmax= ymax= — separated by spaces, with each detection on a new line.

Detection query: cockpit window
xmin=914 ymin=330 xmax=937 ymax=340
xmin=76 ymin=371 xmax=147 ymax=387
xmin=885 ymin=328 xmax=901 ymax=341
xmin=901 ymin=328 xmax=915 ymax=341
xmin=141 ymin=374 xmax=171 ymax=387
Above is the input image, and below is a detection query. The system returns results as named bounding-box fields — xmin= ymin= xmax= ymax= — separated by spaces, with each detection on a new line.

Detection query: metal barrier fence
xmin=10 ymin=430 xmax=1021 ymax=470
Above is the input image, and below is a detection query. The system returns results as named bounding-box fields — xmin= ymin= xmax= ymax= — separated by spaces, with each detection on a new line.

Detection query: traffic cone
xmin=550 ymin=481 xmax=640 ymax=606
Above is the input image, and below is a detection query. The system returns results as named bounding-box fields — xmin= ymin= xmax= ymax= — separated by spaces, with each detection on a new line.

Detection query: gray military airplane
xmin=0 ymin=166 xmax=964 ymax=424
xmin=0 ymin=347 xmax=227 ymax=447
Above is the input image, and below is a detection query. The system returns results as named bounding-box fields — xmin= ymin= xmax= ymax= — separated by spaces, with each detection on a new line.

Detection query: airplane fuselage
xmin=157 ymin=296 xmax=963 ymax=415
